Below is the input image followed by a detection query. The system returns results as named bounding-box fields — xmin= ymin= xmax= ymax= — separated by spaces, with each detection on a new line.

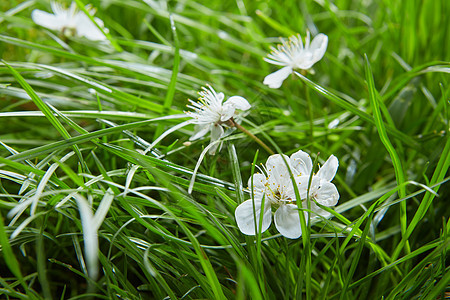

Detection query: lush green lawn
xmin=0 ymin=0 xmax=449 ymax=299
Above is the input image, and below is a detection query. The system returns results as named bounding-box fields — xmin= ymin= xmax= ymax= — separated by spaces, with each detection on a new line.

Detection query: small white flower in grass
xmin=294 ymin=151 xmax=340 ymax=220
xmin=263 ymin=32 xmax=328 ymax=89
xmin=185 ymin=84 xmax=251 ymax=155
xmin=31 ymin=1 xmax=108 ymax=41
xmin=235 ymin=150 xmax=339 ymax=239
xmin=235 ymin=153 xmax=305 ymax=239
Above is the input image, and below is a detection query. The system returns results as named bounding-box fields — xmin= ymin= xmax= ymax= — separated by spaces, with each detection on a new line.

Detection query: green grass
xmin=0 ymin=0 xmax=449 ymax=299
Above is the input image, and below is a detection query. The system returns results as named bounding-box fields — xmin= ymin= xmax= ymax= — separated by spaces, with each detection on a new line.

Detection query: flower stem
xmin=230 ymin=119 xmax=275 ymax=155
xmin=304 ymin=81 xmax=314 ymax=145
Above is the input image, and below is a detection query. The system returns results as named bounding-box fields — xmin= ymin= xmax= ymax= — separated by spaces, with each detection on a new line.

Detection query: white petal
xmin=210 ymin=124 xmax=224 ymax=142
xmin=221 ymin=96 xmax=250 ymax=121
xmin=235 ymin=199 xmax=272 ymax=236
xmin=207 ymin=141 xmax=222 ymax=155
xmin=274 ymin=204 xmax=305 ymax=239
xmin=31 ymin=10 xmax=63 ymax=30
xmin=208 ymin=125 xmax=224 ymax=154
xmin=75 ymin=14 xmax=107 ymax=40
xmin=189 ymin=124 xmax=210 ymax=141
xmin=295 ymin=52 xmax=316 ymax=70
xmin=309 ymin=201 xmax=333 ymax=221
xmin=216 ymin=92 xmax=225 ymax=102
xmin=80 ymin=25 xmax=107 ymax=41
xmin=265 ymin=154 xmax=291 ymax=189
xmin=263 ymin=66 xmax=292 ymax=89
xmin=317 ymin=155 xmax=339 ymax=182
xmin=225 ymin=96 xmax=251 ymax=111
xmin=310 ymin=33 xmax=328 ymax=63
xmin=50 ymin=1 xmax=62 ymax=15
xmin=220 ymin=105 xmax=235 ymax=122
xmin=68 ymin=2 xmax=78 ymax=16
xmin=248 ymin=173 xmax=266 ymax=200
xmin=297 ymin=175 xmax=320 ymax=199
xmin=315 ymin=182 xmax=339 ymax=206
xmin=290 ymin=150 xmax=313 ymax=176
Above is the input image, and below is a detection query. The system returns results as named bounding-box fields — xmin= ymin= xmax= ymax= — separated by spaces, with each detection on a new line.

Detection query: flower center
xmin=265 ymin=185 xmax=296 ymax=206
xmin=62 ymin=26 xmax=77 ymax=37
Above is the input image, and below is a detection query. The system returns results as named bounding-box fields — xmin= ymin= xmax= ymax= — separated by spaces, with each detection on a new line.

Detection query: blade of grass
xmin=294 ymin=71 xmax=419 ymax=148
xmin=5 ymin=116 xmax=183 ymax=162
xmin=339 ymin=210 xmax=372 ymax=300
xmin=154 ymin=15 xmax=180 ymax=139
xmin=255 ymin=9 xmax=295 ymax=36
xmin=143 ymin=247 xmax=177 ymax=300
xmin=20 ymin=62 xmax=167 ymax=113
xmin=364 ymin=54 xmax=408 ymax=253
xmin=2 ymin=60 xmax=86 ymax=166
xmin=387 ymin=239 xmax=450 ymax=299
xmin=392 ymin=131 xmax=450 ymax=261
xmin=0 ymin=210 xmax=26 ymax=291
xmin=36 ymin=217 xmax=52 ymax=299
xmin=228 ymin=145 xmax=267 ymax=298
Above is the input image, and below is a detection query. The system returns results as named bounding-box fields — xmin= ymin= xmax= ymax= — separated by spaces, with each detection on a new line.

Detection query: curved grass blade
xmin=364 ymin=55 xmax=408 ymax=252
xmin=2 ymin=60 xmax=85 ymax=165
xmin=294 ymin=71 xmax=418 ymax=148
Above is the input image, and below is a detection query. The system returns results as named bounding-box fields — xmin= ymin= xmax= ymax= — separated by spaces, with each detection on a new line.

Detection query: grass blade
xmin=364 ymin=54 xmax=408 ymax=252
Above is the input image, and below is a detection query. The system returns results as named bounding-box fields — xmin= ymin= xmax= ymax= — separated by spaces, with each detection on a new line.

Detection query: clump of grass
xmin=0 ymin=0 xmax=448 ymax=299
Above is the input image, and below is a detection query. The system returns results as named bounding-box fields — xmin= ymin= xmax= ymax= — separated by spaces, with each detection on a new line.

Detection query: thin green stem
xmin=231 ymin=119 xmax=275 ymax=155
xmin=304 ymin=81 xmax=314 ymax=145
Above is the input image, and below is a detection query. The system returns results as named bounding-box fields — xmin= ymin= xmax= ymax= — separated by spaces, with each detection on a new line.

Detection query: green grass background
xmin=0 ymin=0 xmax=449 ymax=299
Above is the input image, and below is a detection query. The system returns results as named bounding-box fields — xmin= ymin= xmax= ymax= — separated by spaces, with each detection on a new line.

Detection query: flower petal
xmin=221 ymin=96 xmax=251 ymax=121
xmin=220 ymin=106 xmax=235 ymax=122
xmin=210 ymin=124 xmax=224 ymax=142
xmin=208 ymin=124 xmax=224 ymax=154
xmin=235 ymin=199 xmax=272 ymax=236
xmin=31 ymin=10 xmax=63 ymax=30
xmin=74 ymin=13 xmax=107 ymax=40
xmin=189 ymin=124 xmax=210 ymax=141
xmin=295 ymin=52 xmax=316 ymax=70
xmin=265 ymin=154 xmax=292 ymax=191
xmin=310 ymin=33 xmax=328 ymax=63
xmin=248 ymin=173 xmax=266 ymax=200
xmin=216 ymin=92 xmax=225 ymax=102
xmin=207 ymin=141 xmax=222 ymax=155
xmin=263 ymin=66 xmax=292 ymax=89
xmin=226 ymin=96 xmax=251 ymax=110
xmin=274 ymin=204 xmax=304 ymax=239
xmin=315 ymin=182 xmax=339 ymax=206
xmin=290 ymin=150 xmax=313 ymax=176
xmin=297 ymin=175 xmax=320 ymax=199
xmin=317 ymin=155 xmax=339 ymax=182
xmin=309 ymin=201 xmax=333 ymax=221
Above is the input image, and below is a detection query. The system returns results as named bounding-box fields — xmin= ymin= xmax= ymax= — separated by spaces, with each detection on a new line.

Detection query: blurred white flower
xmin=185 ymin=84 xmax=251 ymax=155
xmin=235 ymin=150 xmax=339 ymax=239
xmin=31 ymin=1 xmax=108 ymax=41
xmin=263 ymin=32 xmax=328 ymax=88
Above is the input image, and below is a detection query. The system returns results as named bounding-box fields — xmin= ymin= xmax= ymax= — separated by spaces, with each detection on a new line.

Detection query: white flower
xmin=235 ymin=150 xmax=339 ymax=239
xmin=31 ymin=1 xmax=108 ymax=41
xmin=235 ymin=153 xmax=304 ymax=239
xmin=263 ymin=32 xmax=328 ymax=89
xmin=185 ymin=84 xmax=251 ymax=155
xmin=295 ymin=152 xmax=340 ymax=220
